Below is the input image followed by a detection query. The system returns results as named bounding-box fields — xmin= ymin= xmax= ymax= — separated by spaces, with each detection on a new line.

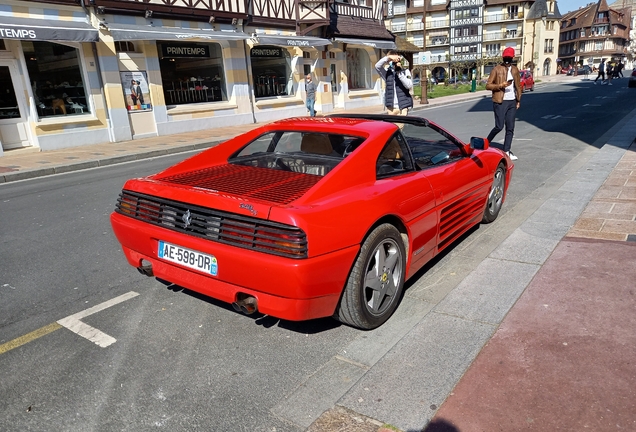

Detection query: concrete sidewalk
xmin=3 ymin=72 xmax=633 ymax=432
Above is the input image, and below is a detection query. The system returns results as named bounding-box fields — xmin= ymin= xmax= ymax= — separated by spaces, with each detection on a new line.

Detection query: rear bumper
xmin=111 ymin=212 xmax=359 ymax=321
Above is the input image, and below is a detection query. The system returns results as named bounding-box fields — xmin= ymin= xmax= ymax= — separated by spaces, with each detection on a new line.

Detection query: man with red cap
xmin=486 ymin=47 xmax=522 ymax=160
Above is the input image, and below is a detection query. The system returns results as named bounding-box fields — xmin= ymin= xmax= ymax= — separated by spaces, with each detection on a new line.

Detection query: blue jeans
xmin=306 ymin=98 xmax=315 ymax=117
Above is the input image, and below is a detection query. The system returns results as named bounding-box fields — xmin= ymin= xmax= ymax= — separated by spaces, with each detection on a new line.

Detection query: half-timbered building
xmin=0 ymin=0 xmax=398 ymax=153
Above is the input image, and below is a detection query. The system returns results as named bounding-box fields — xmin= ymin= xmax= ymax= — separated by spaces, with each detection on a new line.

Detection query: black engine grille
xmin=115 ymin=190 xmax=308 ymax=259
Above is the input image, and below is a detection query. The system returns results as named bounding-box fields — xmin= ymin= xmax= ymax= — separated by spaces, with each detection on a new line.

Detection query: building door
xmin=0 ymin=61 xmax=30 ymax=151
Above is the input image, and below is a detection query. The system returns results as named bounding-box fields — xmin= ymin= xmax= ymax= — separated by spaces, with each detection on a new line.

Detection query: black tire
xmin=482 ymin=163 xmax=506 ymax=223
xmin=335 ymin=224 xmax=406 ymax=330
xmin=530 ymin=84 xmax=535 ymax=92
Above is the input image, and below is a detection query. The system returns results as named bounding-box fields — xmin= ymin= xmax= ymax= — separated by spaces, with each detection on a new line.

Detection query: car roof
xmin=268 ymin=117 xmax=398 ymax=136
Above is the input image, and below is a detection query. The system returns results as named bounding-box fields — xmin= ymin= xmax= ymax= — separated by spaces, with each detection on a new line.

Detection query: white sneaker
xmin=608 ymin=82 xmax=613 ymax=85
xmin=594 ymin=81 xmax=597 ymax=85
xmin=507 ymin=151 xmax=518 ymax=161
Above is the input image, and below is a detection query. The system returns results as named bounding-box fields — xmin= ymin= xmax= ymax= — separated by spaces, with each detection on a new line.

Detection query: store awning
xmin=0 ymin=16 xmax=98 ymax=42
xmin=333 ymin=37 xmax=396 ymax=50
xmin=105 ymin=23 xmax=249 ymax=41
xmin=254 ymin=34 xmax=331 ymax=47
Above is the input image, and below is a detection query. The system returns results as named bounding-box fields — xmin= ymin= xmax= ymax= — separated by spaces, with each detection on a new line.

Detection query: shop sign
xmin=161 ymin=44 xmax=210 ymax=58
xmin=251 ymin=47 xmax=284 ymax=58
xmin=386 ymin=0 xmax=394 ymax=18
xmin=120 ymin=71 xmax=152 ymax=112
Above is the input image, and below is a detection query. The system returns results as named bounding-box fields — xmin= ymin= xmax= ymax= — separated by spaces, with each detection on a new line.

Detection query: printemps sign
xmin=160 ymin=44 xmax=210 ymax=58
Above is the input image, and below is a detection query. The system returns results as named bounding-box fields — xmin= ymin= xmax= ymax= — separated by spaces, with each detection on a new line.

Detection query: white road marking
xmin=583 ymin=104 xmax=601 ymax=106
xmin=57 ymin=291 xmax=139 ymax=348
xmin=515 ymin=138 xmax=532 ymax=141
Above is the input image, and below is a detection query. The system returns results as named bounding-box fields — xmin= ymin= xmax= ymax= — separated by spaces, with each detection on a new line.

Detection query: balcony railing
xmin=594 ymin=17 xmax=609 ymax=24
xmin=482 ymin=30 xmax=522 ymax=41
xmin=391 ymin=21 xmax=425 ymax=33
xmin=484 ymin=12 xmax=524 ymax=23
xmin=330 ymin=1 xmax=375 ymax=20
xmin=427 ymin=36 xmax=450 ymax=46
xmin=426 ymin=19 xmax=450 ymax=28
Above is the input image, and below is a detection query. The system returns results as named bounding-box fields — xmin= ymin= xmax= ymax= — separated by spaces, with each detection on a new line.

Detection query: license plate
xmin=157 ymin=240 xmax=218 ymax=276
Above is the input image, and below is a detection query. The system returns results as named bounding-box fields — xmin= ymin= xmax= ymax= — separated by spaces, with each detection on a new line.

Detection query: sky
xmin=557 ymin=0 xmax=604 ymax=14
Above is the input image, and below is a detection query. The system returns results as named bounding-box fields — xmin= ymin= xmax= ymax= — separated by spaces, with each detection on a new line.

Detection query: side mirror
xmin=470 ymin=137 xmax=489 ymax=150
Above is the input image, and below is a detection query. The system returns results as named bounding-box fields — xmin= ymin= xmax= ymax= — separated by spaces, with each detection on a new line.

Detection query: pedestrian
xmin=616 ymin=61 xmax=624 ymax=78
xmin=606 ymin=63 xmax=614 ymax=85
xmin=594 ymin=59 xmax=606 ymax=84
xmin=485 ymin=47 xmax=521 ymax=161
xmin=305 ymin=73 xmax=317 ymax=117
xmin=375 ymin=50 xmax=413 ymax=116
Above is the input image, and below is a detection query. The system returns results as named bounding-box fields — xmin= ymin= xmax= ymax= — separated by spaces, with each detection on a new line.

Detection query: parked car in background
xmin=568 ymin=65 xmax=592 ymax=76
xmin=110 ymin=115 xmax=514 ymax=330
xmin=447 ymin=75 xmax=468 ymax=84
xmin=628 ymin=68 xmax=636 ymax=88
xmin=519 ymin=70 xmax=535 ymax=92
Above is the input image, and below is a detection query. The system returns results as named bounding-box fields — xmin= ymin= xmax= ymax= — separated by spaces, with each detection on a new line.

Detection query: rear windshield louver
xmin=157 ymin=164 xmax=321 ymax=205
xmin=115 ymin=191 xmax=308 ymax=259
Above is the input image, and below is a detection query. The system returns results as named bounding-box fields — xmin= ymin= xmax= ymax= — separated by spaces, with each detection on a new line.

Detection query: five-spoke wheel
xmin=335 ymin=224 xmax=406 ymax=329
xmin=482 ymin=163 xmax=506 ymax=223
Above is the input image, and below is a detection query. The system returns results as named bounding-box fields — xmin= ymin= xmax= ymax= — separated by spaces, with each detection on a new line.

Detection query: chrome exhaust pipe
xmin=232 ymin=295 xmax=258 ymax=315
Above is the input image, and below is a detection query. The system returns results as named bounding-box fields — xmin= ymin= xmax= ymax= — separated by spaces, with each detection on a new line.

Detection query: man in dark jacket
xmin=486 ymin=47 xmax=522 ymax=161
xmin=375 ymin=50 xmax=413 ymax=115
xmin=305 ymin=74 xmax=317 ymax=117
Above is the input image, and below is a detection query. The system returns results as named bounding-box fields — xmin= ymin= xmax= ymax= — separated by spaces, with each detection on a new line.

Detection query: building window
xmin=250 ymin=45 xmax=292 ymax=98
xmin=595 ymin=40 xmax=603 ymax=50
xmin=346 ymin=48 xmax=371 ymax=90
xmin=580 ymin=29 xmax=585 ymax=38
xmin=23 ymin=41 xmax=91 ymax=118
xmin=544 ymin=39 xmax=554 ymax=53
xmin=485 ymin=43 xmax=501 ymax=56
xmin=158 ymin=41 xmax=227 ymax=105
xmin=115 ymin=41 xmax=135 ymax=52
xmin=507 ymin=6 xmax=518 ymax=19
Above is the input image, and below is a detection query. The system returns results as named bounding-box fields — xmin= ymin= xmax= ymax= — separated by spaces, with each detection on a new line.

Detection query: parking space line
xmin=57 ymin=291 xmax=139 ymax=348
xmin=0 ymin=322 xmax=62 ymax=355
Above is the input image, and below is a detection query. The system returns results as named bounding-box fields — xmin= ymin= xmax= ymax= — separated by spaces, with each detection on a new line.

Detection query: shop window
xmin=251 ymin=46 xmax=292 ymax=98
xmin=115 ymin=41 xmax=136 ymax=53
xmin=346 ymin=48 xmax=371 ymax=90
xmin=23 ymin=41 xmax=91 ymax=118
xmin=158 ymin=41 xmax=227 ymax=106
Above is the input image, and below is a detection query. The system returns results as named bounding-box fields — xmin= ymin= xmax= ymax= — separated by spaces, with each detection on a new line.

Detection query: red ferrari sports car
xmin=110 ymin=115 xmax=513 ymax=329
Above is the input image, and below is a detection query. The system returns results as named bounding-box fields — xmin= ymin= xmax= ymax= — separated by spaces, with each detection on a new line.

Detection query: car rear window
xmin=229 ymin=131 xmax=366 ymax=176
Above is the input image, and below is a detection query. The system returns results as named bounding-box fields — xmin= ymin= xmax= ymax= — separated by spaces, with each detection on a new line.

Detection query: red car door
xmin=422 ymin=154 xmax=492 ymax=254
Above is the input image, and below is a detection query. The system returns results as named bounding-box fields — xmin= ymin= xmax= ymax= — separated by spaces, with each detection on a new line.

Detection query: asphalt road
xmin=1 ymin=79 xmax=634 ymax=431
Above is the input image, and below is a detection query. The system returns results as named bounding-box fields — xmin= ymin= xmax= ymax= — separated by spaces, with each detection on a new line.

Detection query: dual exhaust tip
xmin=137 ymin=261 xmax=258 ymax=315
xmin=232 ymin=295 xmax=258 ymax=315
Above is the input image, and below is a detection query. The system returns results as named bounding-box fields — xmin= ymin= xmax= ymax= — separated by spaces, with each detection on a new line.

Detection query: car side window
xmin=376 ymin=132 xmax=415 ymax=178
xmin=400 ymin=123 xmax=465 ymax=170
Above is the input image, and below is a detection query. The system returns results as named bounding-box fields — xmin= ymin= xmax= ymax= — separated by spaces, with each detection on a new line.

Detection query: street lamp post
xmin=421 ymin=0 xmax=428 ymax=104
